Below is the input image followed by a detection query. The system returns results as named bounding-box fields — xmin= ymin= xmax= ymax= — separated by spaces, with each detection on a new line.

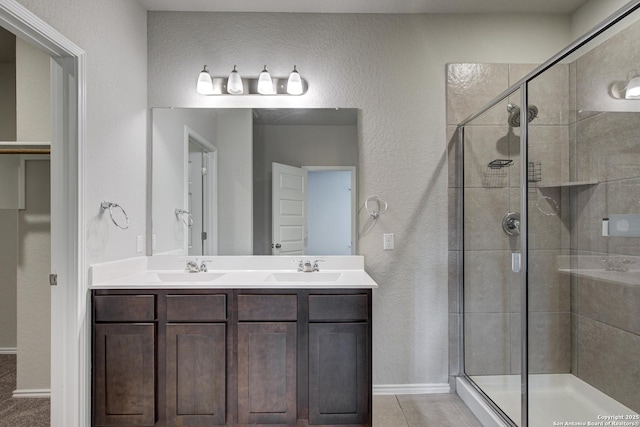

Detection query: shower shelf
xmin=537 ymin=180 xmax=599 ymax=188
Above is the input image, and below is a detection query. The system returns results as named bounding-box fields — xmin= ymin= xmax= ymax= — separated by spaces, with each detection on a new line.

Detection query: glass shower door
xmin=463 ymin=87 xmax=524 ymax=426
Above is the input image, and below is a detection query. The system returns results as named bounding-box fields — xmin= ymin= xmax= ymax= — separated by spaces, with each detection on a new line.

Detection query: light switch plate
xmin=383 ymin=233 xmax=394 ymax=250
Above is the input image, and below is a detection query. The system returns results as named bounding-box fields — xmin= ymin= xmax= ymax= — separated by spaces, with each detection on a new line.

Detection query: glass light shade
xmin=287 ymin=65 xmax=303 ymax=95
xmin=257 ymin=65 xmax=274 ymax=95
xmin=227 ymin=65 xmax=243 ymax=95
xmin=196 ymin=66 xmax=214 ymax=95
xmin=626 ymin=76 xmax=640 ymax=99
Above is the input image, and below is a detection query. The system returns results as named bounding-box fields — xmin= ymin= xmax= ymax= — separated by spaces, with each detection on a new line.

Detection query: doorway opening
xmin=186 ymin=127 xmax=218 ymax=256
xmin=1 ymin=2 xmax=85 ymax=427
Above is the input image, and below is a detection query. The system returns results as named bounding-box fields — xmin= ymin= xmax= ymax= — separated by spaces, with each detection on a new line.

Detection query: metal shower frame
xmin=455 ymin=1 xmax=640 ymax=426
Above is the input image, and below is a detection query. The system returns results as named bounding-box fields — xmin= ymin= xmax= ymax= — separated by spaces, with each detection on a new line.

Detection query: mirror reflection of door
xmin=272 ymin=162 xmax=356 ymax=256
xmin=272 ymin=162 xmax=307 ymax=255
xmin=186 ymin=131 xmax=218 ymax=256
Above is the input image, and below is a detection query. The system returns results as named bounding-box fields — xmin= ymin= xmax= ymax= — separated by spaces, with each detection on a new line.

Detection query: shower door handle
xmin=511 ymin=253 xmax=521 ymax=273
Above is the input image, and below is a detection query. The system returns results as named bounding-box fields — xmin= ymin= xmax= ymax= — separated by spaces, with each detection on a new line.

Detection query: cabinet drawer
xmin=94 ymin=295 xmax=155 ymax=322
xmin=309 ymin=295 xmax=369 ymax=321
xmin=237 ymin=295 xmax=297 ymax=321
xmin=166 ymin=294 xmax=226 ymax=322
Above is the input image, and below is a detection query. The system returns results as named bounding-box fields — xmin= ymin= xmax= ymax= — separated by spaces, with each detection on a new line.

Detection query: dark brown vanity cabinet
xmin=93 ymin=291 xmax=230 ymax=427
xmin=165 ymin=294 xmax=228 ymax=426
xmin=237 ymin=294 xmax=298 ymax=425
xmin=93 ymin=295 xmax=157 ymax=427
xmin=92 ymin=288 xmax=371 ymax=427
xmin=308 ymin=295 xmax=370 ymax=425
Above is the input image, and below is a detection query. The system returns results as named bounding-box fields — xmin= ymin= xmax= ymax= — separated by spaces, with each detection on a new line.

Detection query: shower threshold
xmin=466 ymin=374 xmax=637 ymax=426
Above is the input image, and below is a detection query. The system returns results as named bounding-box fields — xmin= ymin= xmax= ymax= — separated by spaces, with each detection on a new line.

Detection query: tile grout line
xmin=395 ymin=394 xmax=410 ymax=426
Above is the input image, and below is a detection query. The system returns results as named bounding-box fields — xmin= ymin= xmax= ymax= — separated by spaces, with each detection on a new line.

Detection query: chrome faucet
xmin=601 ymin=258 xmax=635 ymax=272
xmin=186 ymin=260 xmax=200 ymax=273
xmin=295 ymin=259 xmax=324 ymax=272
xmin=296 ymin=260 xmax=313 ymax=272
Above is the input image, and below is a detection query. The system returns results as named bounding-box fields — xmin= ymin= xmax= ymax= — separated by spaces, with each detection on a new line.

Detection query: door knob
xmin=272 ymin=243 xmax=282 ymax=249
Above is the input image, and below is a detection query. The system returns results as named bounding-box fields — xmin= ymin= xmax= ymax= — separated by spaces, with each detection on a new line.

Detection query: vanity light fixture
xmin=227 ymin=65 xmax=244 ymax=95
xmin=609 ymin=71 xmax=640 ymax=99
xmin=625 ymin=75 xmax=640 ymax=99
xmin=195 ymin=64 xmax=307 ymax=96
xmin=196 ymin=65 xmax=214 ymax=95
xmin=286 ymin=65 xmax=303 ymax=95
xmin=257 ymin=65 xmax=274 ymax=94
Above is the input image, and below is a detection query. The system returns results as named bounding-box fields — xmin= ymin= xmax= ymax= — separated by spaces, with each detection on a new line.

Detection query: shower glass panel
xmin=526 ymin=20 xmax=640 ymax=425
xmin=462 ymin=88 xmax=523 ymax=426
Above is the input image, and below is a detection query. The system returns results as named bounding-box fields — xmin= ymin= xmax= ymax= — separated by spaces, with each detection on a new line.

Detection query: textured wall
xmin=148 ymin=12 xmax=571 ymax=386
xmin=571 ymin=0 xmax=634 ymax=41
xmin=16 ymin=0 xmax=148 ymax=265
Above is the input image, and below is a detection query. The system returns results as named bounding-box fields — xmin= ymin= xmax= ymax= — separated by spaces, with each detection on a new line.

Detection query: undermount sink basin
xmin=156 ymin=272 xmax=225 ymax=282
xmin=268 ymin=272 xmax=342 ymax=282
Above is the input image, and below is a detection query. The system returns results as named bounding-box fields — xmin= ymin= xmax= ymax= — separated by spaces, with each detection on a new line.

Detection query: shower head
xmin=507 ymin=103 xmax=538 ymax=127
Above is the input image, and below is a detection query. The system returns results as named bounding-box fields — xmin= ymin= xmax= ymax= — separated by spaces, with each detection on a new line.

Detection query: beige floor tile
xmin=397 ymin=394 xmax=482 ymax=427
xmin=373 ymin=395 xmax=409 ymax=427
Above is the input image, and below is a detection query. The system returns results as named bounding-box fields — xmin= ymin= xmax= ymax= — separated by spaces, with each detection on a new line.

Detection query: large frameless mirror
xmin=151 ymin=108 xmax=358 ymax=257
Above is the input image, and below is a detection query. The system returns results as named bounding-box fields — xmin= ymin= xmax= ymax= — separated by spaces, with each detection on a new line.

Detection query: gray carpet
xmin=0 ymin=354 xmax=50 ymax=427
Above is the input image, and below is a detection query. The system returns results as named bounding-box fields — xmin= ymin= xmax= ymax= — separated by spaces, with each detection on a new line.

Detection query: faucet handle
xmin=293 ymin=259 xmax=304 ymax=272
xmin=313 ymin=259 xmax=325 ymax=271
xmin=200 ymin=260 xmax=214 ymax=272
xmin=186 ymin=259 xmax=200 ymax=273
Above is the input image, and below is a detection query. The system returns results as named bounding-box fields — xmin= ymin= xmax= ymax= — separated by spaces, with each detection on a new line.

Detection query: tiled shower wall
xmin=447 ymin=63 xmax=572 ymax=385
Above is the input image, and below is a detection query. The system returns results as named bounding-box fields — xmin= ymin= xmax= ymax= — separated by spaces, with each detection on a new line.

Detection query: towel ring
xmin=100 ymin=201 xmax=129 ymax=230
xmin=174 ymin=208 xmax=194 ymax=228
xmin=365 ymin=195 xmax=388 ymax=219
xmin=536 ymin=195 xmax=559 ymax=216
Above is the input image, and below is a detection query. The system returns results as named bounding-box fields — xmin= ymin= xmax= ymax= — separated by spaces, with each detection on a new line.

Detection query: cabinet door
xmin=94 ymin=323 xmax=155 ymax=426
xmin=309 ymin=323 xmax=368 ymax=425
xmin=166 ymin=324 xmax=226 ymax=426
xmin=237 ymin=322 xmax=297 ymax=425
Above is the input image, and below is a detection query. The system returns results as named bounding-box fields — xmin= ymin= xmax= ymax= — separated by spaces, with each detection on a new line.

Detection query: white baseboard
xmin=12 ymin=389 xmax=51 ymax=399
xmin=0 ymin=347 xmax=17 ymax=354
xmin=373 ymin=383 xmax=451 ymax=395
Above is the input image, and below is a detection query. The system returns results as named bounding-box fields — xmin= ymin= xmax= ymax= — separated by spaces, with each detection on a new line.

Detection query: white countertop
xmin=90 ymin=256 xmax=379 ymax=289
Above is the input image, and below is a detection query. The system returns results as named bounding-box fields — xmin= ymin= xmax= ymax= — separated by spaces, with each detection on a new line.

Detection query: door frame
xmin=0 ymin=2 xmax=85 ymax=427
xmin=304 ymin=166 xmax=357 ymax=255
xmin=184 ymin=126 xmax=218 ymax=255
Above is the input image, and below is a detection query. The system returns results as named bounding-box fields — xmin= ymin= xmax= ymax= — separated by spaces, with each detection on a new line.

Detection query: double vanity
xmin=90 ymin=256 xmax=377 ymax=427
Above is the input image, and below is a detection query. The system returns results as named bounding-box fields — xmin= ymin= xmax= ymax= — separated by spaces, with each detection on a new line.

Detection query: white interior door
xmin=272 ymin=162 xmax=307 ymax=255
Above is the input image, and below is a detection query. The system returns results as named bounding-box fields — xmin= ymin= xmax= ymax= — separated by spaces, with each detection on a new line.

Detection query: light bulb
xmin=287 ymin=65 xmax=303 ymax=95
xmin=227 ymin=65 xmax=243 ymax=95
xmin=625 ymin=76 xmax=640 ymax=99
xmin=196 ymin=65 xmax=213 ymax=95
xmin=258 ymin=65 xmax=274 ymax=95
